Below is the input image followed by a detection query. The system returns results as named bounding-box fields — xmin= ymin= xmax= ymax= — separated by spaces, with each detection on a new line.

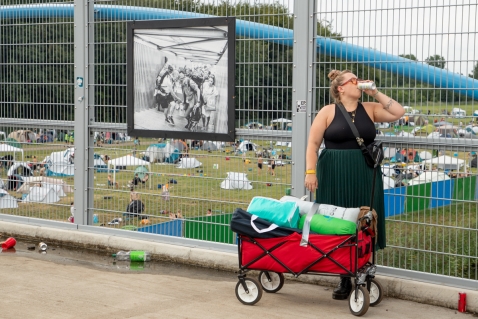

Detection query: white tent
xmin=382 ymin=176 xmax=395 ymax=189
xmin=270 ymin=118 xmax=292 ymax=130
xmin=0 ymin=143 xmax=24 ymax=162
xmin=422 ymin=155 xmax=466 ymax=171
xmin=44 ymin=148 xmax=75 ymax=177
xmin=0 ymin=189 xmax=18 ymax=209
xmin=177 ymin=158 xmax=202 ymax=169
xmin=144 ymin=143 xmax=177 ymax=163
xmin=381 ymin=165 xmax=396 ymax=177
xmin=108 ymin=155 xmax=152 ymax=188
xmin=200 ymin=141 xmax=218 ymax=151
xmin=407 ymin=172 xmax=450 ymax=186
xmin=220 ymin=172 xmax=253 ymax=190
xmin=23 ymin=186 xmax=60 ymax=203
xmin=17 ymin=176 xmax=73 ymax=194
xmin=275 ymin=141 xmax=292 ymax=147
xmin=7 ymin=162 xmax=33 ymax=177
xmin=419 ymin=151 xmax=433 ymax=160
xmin=383 ymin=147 xmax=397 ymax=159
xmin=237 ymin=140 xmax=257 ymax=152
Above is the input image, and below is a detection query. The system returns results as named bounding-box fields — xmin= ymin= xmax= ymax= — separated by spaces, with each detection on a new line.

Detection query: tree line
xmin=0 ymin=0 xmax=477 ymax=124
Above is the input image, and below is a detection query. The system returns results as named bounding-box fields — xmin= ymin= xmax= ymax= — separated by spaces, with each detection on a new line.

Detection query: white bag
xmin=315 ymin=204 xmax=360 ymax=223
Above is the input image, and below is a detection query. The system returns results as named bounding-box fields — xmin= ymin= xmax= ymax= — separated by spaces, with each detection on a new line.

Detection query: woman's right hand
xmin=304 ymin=174 xmax=318 ymax=192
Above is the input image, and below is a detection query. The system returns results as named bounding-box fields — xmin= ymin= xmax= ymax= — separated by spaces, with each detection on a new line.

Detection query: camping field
xmin=0 ymin=137 xmax=477 ymax=279
xmin=0 ymin=139 xmax=293 ymax=227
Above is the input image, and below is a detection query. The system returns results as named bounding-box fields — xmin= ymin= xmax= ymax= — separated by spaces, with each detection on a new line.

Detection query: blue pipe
xmin=2 ymin=4 xmax=477 ymax=100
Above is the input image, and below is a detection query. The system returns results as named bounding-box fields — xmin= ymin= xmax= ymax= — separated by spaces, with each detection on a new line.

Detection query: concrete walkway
xmin=0 ymin=251 xmax=472 ymax=319
xmin=0 ymin=220 xmax=476 ymax=318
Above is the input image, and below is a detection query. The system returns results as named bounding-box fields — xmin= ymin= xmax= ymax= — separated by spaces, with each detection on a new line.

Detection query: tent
xmin=0 ymin=189 xmax=18 ymax=209
xmin=451 ymin=108 xmax=466 ymax=118
xmin=200 ymin=141 xmax=218 ymax=151
xmin=381 ymin=165 xmax=396 ymax=177
xmin=0 ymin=143 xmax=24 ymax=162
xmin=94 ymin=154 xmax=108 ymax=171
xmin=244 ymin=121 xmax=263 ymax=129
xmin=177 ymin=158 xmax=202 ymax=169
xmin=270 ymin=118 xmax=292 ymax=131
xmin=419 ymin=151 xmax=433 ymax=160
xmin=8 ymin=130 xmax=36 ymax=143
xmin=44 ymin=148 xmax=75 ymax=177
xmin=108 ymin=155 xmax=152 ymax=188
xmin=414 ymin=124 xmax=436 ymax=136
xmin=7 ymin=162 xmax=33 ymax=177
xmin=422 ymin=155 xmax=466 ymax=171
xmin=383 ymin=147 xmax=397 ymax=159
xmin=276 ymin=141 xmax=292 ymax=147
xmin=382 ymin=176 xmax=395 ymax=190
xmin=220 ymin=172 xmax=253 ymax=190
xmin=407 ymin=172 xmax=450 ymax=186
xmin=144 ymin=143 xmax=179 ymax=163
xmin=23 ymin=186 xmax=60 ymax=203
xmin=17 ymin=177 xmax=73 ymax=195
xmin=134 ymin=166 xmax=149 ymax=179
xmin=237 ymin=140 xmax=257 ymax=152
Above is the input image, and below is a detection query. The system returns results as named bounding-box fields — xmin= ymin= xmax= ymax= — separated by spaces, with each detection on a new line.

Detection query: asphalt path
xmin=0 ymin=241 xmax=472 ymax=319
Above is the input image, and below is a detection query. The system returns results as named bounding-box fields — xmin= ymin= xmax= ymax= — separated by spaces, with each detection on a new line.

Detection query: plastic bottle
xmin=112 ymin=250 xmax=151 ymax=262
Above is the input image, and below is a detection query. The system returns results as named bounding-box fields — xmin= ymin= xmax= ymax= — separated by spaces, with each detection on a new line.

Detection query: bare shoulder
xmin=317 ymin=103 xmax=335 ymax=116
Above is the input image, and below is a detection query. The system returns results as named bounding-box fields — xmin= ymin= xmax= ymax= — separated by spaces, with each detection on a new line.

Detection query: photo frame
xmin=126 ymin=17 xmax=236 ymax=142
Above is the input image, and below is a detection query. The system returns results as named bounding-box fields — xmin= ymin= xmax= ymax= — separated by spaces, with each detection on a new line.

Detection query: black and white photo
xmin=127 ymin=18 xmax=236 ymax=141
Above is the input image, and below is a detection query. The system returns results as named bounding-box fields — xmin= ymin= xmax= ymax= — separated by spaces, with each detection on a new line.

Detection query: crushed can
xmin=38 ymin=242 xmax=47 ymax=251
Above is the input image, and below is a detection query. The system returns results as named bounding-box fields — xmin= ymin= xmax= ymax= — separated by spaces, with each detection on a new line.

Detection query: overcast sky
xmin=201 ymin=0 xmax=477 ymax=76
xmin=316 ymin=0 xmax=477 ymax=76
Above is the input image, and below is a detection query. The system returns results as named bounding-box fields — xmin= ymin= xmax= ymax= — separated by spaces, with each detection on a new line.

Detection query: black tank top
xmin=323 ymin=103 xmax=376 ymax=149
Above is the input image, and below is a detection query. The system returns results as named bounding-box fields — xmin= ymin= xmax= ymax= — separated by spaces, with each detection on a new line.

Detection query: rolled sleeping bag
xmin=298 ymin=214 xmax=356 ymax=235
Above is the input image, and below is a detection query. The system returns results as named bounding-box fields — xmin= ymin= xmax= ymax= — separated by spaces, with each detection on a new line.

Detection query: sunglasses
xmin=340 ymin=77 xmax=361 ymax=86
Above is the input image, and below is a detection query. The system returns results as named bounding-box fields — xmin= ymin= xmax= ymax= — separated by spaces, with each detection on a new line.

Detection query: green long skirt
xmin=315 ymin=149 xmax=386 ymax=250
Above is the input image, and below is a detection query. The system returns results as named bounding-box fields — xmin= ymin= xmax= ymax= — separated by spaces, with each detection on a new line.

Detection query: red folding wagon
xmin=231 ymin=209 xmax=383 ymax=317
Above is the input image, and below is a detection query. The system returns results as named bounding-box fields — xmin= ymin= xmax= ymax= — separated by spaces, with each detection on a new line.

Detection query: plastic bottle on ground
xmin=112 ymin=250 xmax=151 ymax=262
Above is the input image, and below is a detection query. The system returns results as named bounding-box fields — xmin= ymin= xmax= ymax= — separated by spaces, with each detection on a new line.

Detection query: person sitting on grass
xmin=108 ymin=174 xmax=119 ymax=189
xmin=129 ymin=173 xmax=141 ymax=188
xmin=141 ymin=173 xmax=149 ymax=184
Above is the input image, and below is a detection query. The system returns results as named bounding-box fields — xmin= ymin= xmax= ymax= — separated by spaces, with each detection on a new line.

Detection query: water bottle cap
xmin=112 ymin=254 xmax=117 ymax=257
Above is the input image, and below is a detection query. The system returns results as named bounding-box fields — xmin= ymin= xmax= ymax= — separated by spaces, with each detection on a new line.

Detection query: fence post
xmin=291 ymin=1 xmax=316 ymax=198
xmin=73 ymin=0 xmax=89 ymax=225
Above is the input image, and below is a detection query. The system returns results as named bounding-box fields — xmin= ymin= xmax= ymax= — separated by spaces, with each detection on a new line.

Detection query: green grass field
xmin=1 ymin=136 xmax=476 ymax=279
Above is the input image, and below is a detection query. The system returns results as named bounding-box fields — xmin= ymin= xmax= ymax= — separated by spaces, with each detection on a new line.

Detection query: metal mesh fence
xmin=314 ymin=1 xmax=478 ymax=280
xmin=0 ymin=0 xmax=477 ymax=282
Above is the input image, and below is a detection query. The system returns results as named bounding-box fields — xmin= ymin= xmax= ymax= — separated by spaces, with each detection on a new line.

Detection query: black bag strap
xmin=336 ymin=103 xmax=368 ymax=152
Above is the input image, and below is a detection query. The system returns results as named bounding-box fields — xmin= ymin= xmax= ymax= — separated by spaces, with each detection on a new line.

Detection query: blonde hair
xmin=328 ymin=69 xmax=353 ymax=103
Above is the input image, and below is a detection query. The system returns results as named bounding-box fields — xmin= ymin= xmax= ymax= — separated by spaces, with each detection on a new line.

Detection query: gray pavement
xmin=0 ymin=241 xmax=474 ymax=319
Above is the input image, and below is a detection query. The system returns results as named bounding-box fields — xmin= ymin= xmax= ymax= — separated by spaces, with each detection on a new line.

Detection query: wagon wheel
xmin=368 ymin=278 xmax=383 ymax=307
xmin=235 ymin=278 xmax=263 ymax=305
xmin=258 ymin=271 xmax=285 ymax=293
xmin=348 ymin=285 xmax=370 ymax=316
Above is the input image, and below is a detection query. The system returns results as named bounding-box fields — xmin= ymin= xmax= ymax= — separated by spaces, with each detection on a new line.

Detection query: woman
xmin=304 ymin=70 xmax=404 ymax=300
xmin=201 ymin=76 xmax=219 ymax=131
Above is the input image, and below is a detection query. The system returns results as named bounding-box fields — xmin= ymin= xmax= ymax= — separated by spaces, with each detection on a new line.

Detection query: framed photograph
xmin=126 ymin=17 xmax=236 ymax=142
